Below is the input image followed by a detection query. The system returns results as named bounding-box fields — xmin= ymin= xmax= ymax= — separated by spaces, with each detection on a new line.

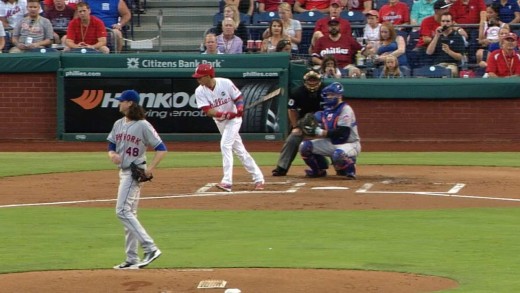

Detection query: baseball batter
xmin=299 ymin=82 xmax=361 ymax=179
xmin=107 ymin=89 xmax=167 ymax=269
xmin=192 ymin=63 xmax=264 ymax=192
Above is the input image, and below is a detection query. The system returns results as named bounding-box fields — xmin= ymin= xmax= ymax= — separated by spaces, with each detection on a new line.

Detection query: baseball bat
xmin=245 ymin=88 xmax=282 ymax=110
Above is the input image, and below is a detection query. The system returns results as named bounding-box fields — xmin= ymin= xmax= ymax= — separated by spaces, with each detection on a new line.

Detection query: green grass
xmin=0 ymin=152 xmax=518 ymax=177
xmin=2 ymin=207 xmax=520 ymax=291
xmin=1 ymin=151 xmax=519 ymax=292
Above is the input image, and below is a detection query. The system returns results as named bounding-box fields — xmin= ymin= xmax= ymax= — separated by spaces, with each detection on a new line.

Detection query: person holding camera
xmin=426 ymin=12 xmax=465 ymax=77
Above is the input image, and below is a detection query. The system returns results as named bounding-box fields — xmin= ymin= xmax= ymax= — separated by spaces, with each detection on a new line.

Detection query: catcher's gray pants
xmin=275 ymin=132 xmax=303 ymax=172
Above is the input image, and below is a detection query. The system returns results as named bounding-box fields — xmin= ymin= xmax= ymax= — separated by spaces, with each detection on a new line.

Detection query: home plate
xmin=312 ymin=187 xmax=349 ymax=190
xmin=197 ymin=280 xmax=227 ymax=288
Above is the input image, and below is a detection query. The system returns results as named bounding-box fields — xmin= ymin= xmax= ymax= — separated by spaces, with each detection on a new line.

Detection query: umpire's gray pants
xmin=275 ymin=132 xmax=303 ymax=172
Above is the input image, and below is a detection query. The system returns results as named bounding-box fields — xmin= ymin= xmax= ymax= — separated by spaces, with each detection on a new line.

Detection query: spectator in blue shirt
xmin=493 ymin=0 xmax=520 ymax=24
xmin=83 ymin=0 xmax=131 ymax=52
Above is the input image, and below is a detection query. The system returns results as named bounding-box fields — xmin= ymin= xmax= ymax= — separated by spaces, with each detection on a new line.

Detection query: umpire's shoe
xmin=272 ymin=166 xmax=287 ymax=176
xmin=134 ymin=249 xmax=162 ymax=269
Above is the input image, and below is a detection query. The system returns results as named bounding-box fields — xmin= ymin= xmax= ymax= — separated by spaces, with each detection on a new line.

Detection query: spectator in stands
xmin=485 ymin=32 xmax=520 ymax=76
xmin=416 ymin=0 xmax=452 ymax=49
xmin=258 ymin=0 xmax=295 ymax=13
xmin=275 ymin=38 xmax=293 ymax=52
xmin=493 ymin=0 xmax=520 ymax=24
xmin=426 ymin=12 xmax=465 ymax=77
xmin=9 ymin=0 xmax=53 ymax=53
xmin=214 ymin=4 xmax=248 ymax=45
xmin=478 ymin=26 xmax=511 ymax=67
xmin=0 ymin=0 xmax=28 ymax=29
xmin=224 ymin=0 xmax=254 ymax=16
xmin=410 ymin=0 xmax=452 ymax=67
xmin=43 ymin=0 xmax=80 ymax=12
xmin=0 ymin=20 xmax=5 ymax=52
xmin=64 ymin=2 xmax=110 ymax=54
xmin=378 ymin=0 xmax=410 ymax=26
xmin=411 ymin=0 xmax=436 ymax=27
xmin=449 ymin=0 xmax=486 ymax=25
xmin=263 ymin=3 xmax=301 ymax=53
xmin=363 ymin=10 xmax=381 ymax=50
xmin=309 ymin=0 xmax=352 ymax=54
xmin=294 ymin=0 xmax=330 ymax=14
xmin=44 ymin=0 xmax=75 ymax=45
xmin=203 ymin=33 xmax=223 ymax=54
xmin=216 ymin=17 xmax=243 ymax=54
xmin=379 ymin=55 xmax=404 ymax=77
xmin=346 ymin=0 xmax=372 ymax=13
xmin=366 ymin=22 xmax=410 ymax=74
xmin=319 ymin=55 xmax=343 ymax=78
xmin=261 ymin=19 xmax=291 ymax=53
xmin=312 ymin=18 xmax=362 ymax=77
xmin=84 ymin=0 xmax=131 ymax=53
xmin=476 ymin=5 xmax=509 ymax=64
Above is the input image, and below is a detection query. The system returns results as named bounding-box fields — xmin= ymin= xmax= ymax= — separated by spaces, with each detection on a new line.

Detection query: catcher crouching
xmin=298 ymin=82 xmax=361 ymax=179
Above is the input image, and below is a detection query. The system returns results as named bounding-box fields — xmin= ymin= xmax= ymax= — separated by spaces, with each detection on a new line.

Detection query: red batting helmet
xmin=192 ymin=63 xmax=215 ymax=78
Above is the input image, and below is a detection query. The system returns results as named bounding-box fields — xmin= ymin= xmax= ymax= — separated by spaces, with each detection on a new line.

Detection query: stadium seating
xmin=413 ymin=65 xmax=452 ymax=78
xmin=251 ymin=11 xmax=279 ymax=24
xmin=294 ymin=11 xmax=325 ymax=24
xmin=340 ymin=10 xmax=366 ymax=25
xmin=213 ymin=12 xmax=252 ymax=26
xmin=340 ymin=11 xmax=366 ymax=37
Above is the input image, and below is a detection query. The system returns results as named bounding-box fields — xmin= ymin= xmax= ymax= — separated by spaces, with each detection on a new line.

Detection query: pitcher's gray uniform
xmin=108 ymin=89 xmax=166 ymax=269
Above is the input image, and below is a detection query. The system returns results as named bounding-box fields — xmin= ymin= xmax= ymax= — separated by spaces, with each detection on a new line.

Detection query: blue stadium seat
xmin=213 ymin=12 xmax=252 ymax=26
xmin=340 ymin=10 xmax=366 ymax=25
xmin=294 ymin=11 xmax=324 ymax=24
xmin=251 ymin=11 xmax=279 ymax=24
xmin=413 ymin=65 xmax=452 ymax=78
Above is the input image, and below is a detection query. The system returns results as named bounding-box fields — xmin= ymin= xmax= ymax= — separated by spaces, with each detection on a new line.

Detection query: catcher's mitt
xmin=130 ymin=162 xmax=153 ymax=182
xmin=297 ymin=113 xmax=318 ymax=136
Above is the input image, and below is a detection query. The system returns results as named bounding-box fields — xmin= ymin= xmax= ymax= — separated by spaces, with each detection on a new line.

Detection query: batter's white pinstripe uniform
xmin=195 ymin=77 xmax=264 ymax=187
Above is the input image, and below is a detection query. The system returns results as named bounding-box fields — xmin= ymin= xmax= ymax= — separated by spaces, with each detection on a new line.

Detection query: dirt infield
xmin=1 ymin=140 xmax=518 ymax=292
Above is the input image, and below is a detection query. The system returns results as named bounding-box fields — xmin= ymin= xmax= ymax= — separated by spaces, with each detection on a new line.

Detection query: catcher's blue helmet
xmin=321 ymin=82 xmax=344 ymax=109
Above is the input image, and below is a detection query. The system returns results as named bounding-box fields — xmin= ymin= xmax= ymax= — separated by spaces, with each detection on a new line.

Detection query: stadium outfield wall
xmin=0 ymin=53 xmax=518 ymax=143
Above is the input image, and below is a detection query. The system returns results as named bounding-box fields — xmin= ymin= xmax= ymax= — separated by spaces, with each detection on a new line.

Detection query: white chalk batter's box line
xmin=356 ymin=182 xmax=520 ymax=202
xmin=2 ymin=180 xmax=519 ymax=209
xmin=196 ymin=181 xmax=305 ymax=195
xmin=0 ymin=181 xmax=304 ymax=208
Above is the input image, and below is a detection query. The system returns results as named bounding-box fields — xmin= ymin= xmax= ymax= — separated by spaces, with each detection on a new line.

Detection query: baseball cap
xmin=330 ymin=0 xmax=342 ymax=6
xmin=364 ymin=10 xmax=379 ymax=17
xmin=116 ymin=90 xmax=140 ymax=103
xmin=328 ymin=17 xmax=340 ymax=26
xmin=504 ymin=32 xmax=518 ymax=41
xmin=434 ymin=0 xmax=452 ymax=10
xmin=192 ymin=63 xmax=215 ymax=78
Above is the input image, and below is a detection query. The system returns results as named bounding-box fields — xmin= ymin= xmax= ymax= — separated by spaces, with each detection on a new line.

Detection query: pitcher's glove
xmin=130 ymin=162 xmax=153 ymax=182
xmin=297 ymin=113 xmax=318 ymax=136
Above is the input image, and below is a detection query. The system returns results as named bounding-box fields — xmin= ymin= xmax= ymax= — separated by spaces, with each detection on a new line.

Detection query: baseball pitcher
xmin=107 ymin=89 xmax=166 ymax=269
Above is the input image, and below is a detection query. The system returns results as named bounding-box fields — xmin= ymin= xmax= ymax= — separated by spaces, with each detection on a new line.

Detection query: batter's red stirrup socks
xmin=113 ymin=261 xmax=138 ymax=269
xmin=216 ymin=183 xmax=232 ymax=192
xmin=134 ymin=249 xmax=162 ymax=268
xmin=254 ymin=182 xmax=265 ymax=191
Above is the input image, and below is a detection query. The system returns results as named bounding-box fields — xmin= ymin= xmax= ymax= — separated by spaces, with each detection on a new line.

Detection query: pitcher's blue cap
xmin=117 ymin=90 xmax=140 ymax=103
